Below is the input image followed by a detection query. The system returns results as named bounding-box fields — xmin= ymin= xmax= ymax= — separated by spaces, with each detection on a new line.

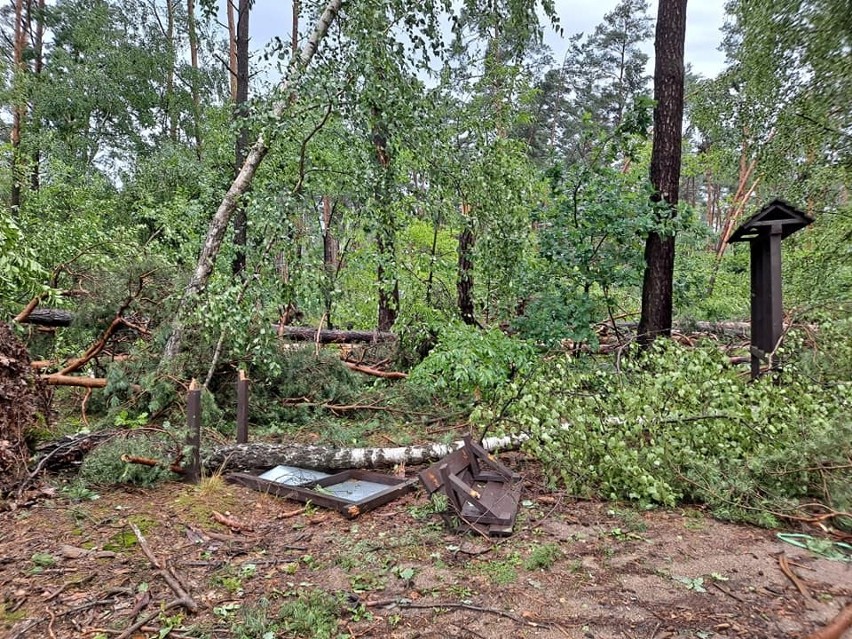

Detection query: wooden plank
xmin=459 ymin=481 xmax=520 ymax=526
xmin=418 ymin=447 xmax=470 ymax=494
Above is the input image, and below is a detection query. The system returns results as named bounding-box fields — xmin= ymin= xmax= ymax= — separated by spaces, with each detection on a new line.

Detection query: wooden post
xmin=236 ymin=370 xmax=249 ymax=444
xmin=185 ymin=379 xmax=202 ymax=483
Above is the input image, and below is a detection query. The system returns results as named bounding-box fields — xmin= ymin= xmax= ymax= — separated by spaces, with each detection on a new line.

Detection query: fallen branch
xmin=129 ymin=522 xmax=198 ymax=613
xmin=778 ymin=554 xmax=815 ymax=605
xmin=277 ymin=325 xmax=396 ymax=343
xmin=364 ymin=598 xmax=554 ymax=629
xmin=205 ymin=433 xmax=528 ymax=472
xmin=39 ymin=374 xmax=141 ymax=392
xmin=121 ymin=454 xmax=185 ymax=476
xmin=805 ymin=601 xmax=852 ymax=639
xmin=281 ymin=397 xmax=426 ymax=416
xmin=211 ymin=510 xmax=253 ymax=532
xmin=342 ymin=361 xmax=407 ymax=379
xmin=115 ymin=599 xmax=185 ymax=639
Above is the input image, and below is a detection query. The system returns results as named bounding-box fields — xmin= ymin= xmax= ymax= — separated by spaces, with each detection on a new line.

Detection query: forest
xmin=1 ymin=0 xmax=851 ymax=637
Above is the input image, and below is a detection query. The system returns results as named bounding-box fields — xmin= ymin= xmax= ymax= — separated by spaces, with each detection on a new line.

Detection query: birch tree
xmin=161 ymin=0 xmax=344 ymax=363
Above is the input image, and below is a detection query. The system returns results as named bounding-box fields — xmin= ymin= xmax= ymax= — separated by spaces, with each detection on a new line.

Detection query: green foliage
xmin=480 ymin=340 xmax=850 ymax=525
xmin=80 ymin=433 xmax=175 ymax=486
xmin=248 ymin=346 xmax=363 ymax=426
xmin=276 ymin=589 xmax=342 ymax=639
xmin=524 ymin=543 xmax=562 ymax=570
xmin=0 ymin=211 xmax=52 ymax=315
xmin=409 ymin=323 xmax=536 ymax=402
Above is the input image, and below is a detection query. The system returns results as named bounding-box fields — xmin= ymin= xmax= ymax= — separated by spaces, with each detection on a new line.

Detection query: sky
xmin=246 ymin=0 xmax=730 ymax=80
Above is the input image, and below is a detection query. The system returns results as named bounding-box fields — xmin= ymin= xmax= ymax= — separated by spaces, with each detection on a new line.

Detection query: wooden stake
xmin=185 ymin=379 xmax=201 ymax=483
xmin=236 ymin=370 xmax=249 ymax=444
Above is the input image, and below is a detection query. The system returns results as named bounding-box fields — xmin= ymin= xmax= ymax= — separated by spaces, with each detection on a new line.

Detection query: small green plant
xmin=408 ymin=493 xmax=449 ymax=520
xmin=524 ymin=543 xmax=562 ymax=571
xmin=277 ymin=589 xmax=342 ymax=639
xmin=31 ymin=552 xmax=57 ymax=568
xmin=392 ymin=565 xmax=416 ymax=582
xmin=673 ymin=576 xmax=707 ymax=593
xmin=477 ymin=553 xmax=520 ymax=585
xmin=60 ymin=481 xmax=100 ymax=502
xmin=212 ymin=568 xmax=245 ymax=595
xmin=231 ymin=598 xmax=279 ymax=639
xmin=350 ymin=572 xmax=385 ymax=593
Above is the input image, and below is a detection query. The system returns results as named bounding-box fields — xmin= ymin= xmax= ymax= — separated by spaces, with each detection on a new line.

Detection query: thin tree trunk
xmin=187 ymin=0 xmax=203 ymax=160
xmin=321 ymin=195 xmax=339 ymax=328
xmin=165 ymin=0 xmax=177 ymax=141
xmin=291 ymin=0 xmax=300 ymax=55
xmin=457 ymin=203 xmax=476 ymax=325
xmin=227 ymin=0 xmax=237 ymax=101
xmin=373 ymin=112 xmax=399 ymax=332
xmin=425 ymin=212 xmax=441 ymax=305
xmin=232 ymin=0 xmax=251 ymax=276
xmin=10 ymin=0 xmax=26 ymax=212
xmin=376 ymin=231 xmax=399 ymax=331
xmin=161 ymin=0 xmax=344 ymax=364
xmin=28 ymin=0 xmax=44 ymax=192
xmin=637 ymin=0 xmax=687 ymax=346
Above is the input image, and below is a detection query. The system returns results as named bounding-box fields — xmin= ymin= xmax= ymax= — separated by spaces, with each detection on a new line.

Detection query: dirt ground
xmin=1 ymin=457 xmax=850 ymax=639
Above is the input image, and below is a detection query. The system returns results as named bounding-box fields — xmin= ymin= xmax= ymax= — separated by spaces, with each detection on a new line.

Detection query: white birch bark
xmin=204 ymin=434 xmax=529 ymax=472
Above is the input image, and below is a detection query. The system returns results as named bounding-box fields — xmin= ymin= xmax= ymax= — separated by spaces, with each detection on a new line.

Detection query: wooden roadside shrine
xmin=727 ymin=199 xmax=813 ymax=379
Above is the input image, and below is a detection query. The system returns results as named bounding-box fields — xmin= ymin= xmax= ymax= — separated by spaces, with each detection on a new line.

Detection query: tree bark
xmin=457 ymin=204 xmax=476 ymax=325
xmin=9 ymin=0 xmax=26 ymax=212
xmin=165 ymin=0 xmax=177 ymax=141
xmin=227 ymin=0 xmax=237 ymax=101
xmin=161 ymin=0 xmax=344 ymax=364
xmin=637 ymin=0 xmax=687 ymax=346
xmin=29 ymin=0 xmax=45 ymax=192
xmin=291 ymin=0 xmax=300 ymax=55
xmin=231 ymin=0 xmax=251 ymax=277
xmin=321 ymin=195 xmax=339 ymax=327
xmin=204 ymin=434 xmax=528 ymax=472
xmin=17 ymin=308 xmax=74 ymax=327
xmin=187 ymin=0 xmax=203 ymax=160
xmin=373 ymin=117 xmax=398 ymax=332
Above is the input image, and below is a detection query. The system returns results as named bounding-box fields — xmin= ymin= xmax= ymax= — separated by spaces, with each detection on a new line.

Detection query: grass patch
xmin=524 ymin=543 xmax=562 ymax=571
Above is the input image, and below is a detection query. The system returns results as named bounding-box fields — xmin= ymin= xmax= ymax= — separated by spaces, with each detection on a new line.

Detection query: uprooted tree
xmin=0 ymin=322 xmax=44 ymax=495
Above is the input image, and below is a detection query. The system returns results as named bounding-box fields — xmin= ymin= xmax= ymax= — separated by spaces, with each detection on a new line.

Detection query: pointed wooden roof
xmin=728 ymin=198 xmax=814 ymax=243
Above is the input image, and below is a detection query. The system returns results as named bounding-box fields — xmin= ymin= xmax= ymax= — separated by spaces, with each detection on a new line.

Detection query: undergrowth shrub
xmin=80 ymin=433 xmax=176 ymax=486
xmin=409 ymin=323 xmax=537 ymax=403
xmin=476 ymin=338 xmax=851 ymax=528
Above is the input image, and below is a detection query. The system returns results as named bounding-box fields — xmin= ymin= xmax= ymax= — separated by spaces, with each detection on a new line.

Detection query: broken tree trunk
xmin=161 ymin=0 xmax=344 ymax=365
xmin=204 ymin=434 xmax=528 ymax=472
xmin=277 ymin=326 xmax=396 ymax=343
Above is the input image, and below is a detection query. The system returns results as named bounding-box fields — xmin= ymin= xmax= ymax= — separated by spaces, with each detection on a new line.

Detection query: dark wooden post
xmin=728 ymin=200 xmax=813 ymax=379
xmin=185 ymin=378 xmax=202 ymax=483
xmin=236 ymin=369 xmax=249 ymax=444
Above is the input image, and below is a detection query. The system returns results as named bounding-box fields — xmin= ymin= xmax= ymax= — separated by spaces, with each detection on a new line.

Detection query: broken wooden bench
xmin=418 ymin=435 xmax=522 ymax=536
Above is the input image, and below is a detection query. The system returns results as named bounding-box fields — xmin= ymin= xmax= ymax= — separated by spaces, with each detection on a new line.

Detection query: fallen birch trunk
xmin=204 ymin=433 xmax=529 ymax=472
